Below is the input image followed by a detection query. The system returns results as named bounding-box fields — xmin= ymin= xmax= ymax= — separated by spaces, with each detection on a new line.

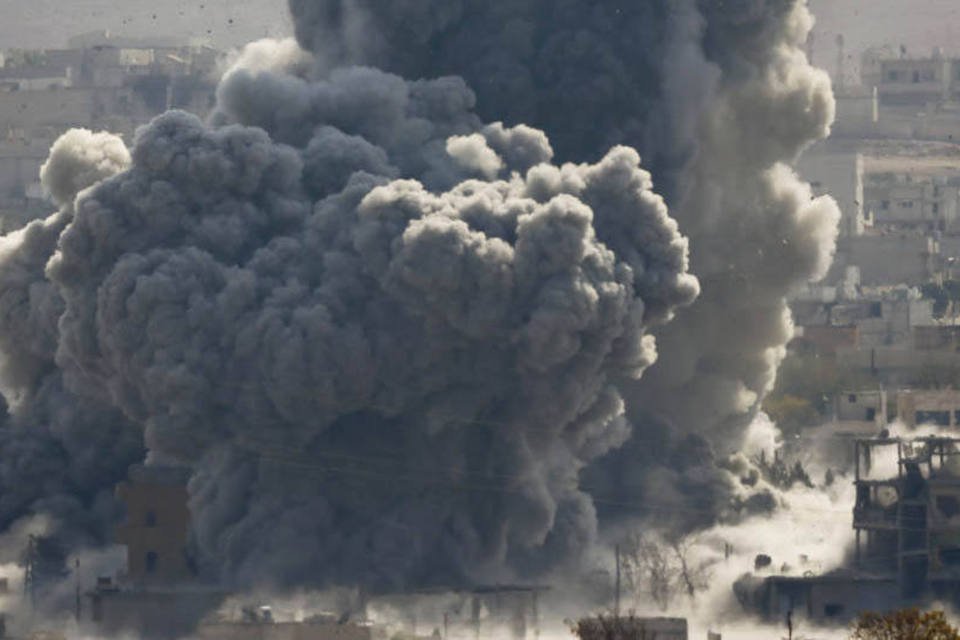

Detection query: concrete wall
xmin=836 ymin=390 xmax=886 ymax=424
xmin=797 ymin=325 xmax=859 ymax=355
xmin=91 ymin=589 xmax=226 ymax=640
xmin=876 ymin=58 xmax=953 ymax=106
xmin=798 ymin=141 xmax=864 ymax=238
xmin=0 ymin=141 xmax=49 ymax=198
xmin=837 ymin=347 xmax=960 ymax=383
xmin=759 ymin=577 xmax=899 ymax=623
xmin=115 ymin=477 xmax=192 ymax=586
xmin=0 ymin=87 xmax=97 ymax=129
xmin=897 ymin=389 xmax=960 ymax=428
xmin=832 ymin=235 xmax=936 ymax=286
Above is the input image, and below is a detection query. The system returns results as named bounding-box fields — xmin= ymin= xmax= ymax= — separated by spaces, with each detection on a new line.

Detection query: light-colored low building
xmin=897 ymin=389 xmax=960 ymax=429
xmin=832 ymin=234 xmax=939 ymax=287
xmin=864 ymin=155 xmax=960 ymax=235
xmin=837 ymin=346 xmax=960 ymax=385
xmin=797 ymin=140 xmax=865 ymax=238
xmin=836 ymin=389 xmax=889 ymax=426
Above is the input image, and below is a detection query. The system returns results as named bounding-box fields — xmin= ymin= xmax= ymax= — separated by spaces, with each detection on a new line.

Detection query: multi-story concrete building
xmin=864 ymin=156 xmax=960 ymax=234
xmin=798 ymin=140 xmax=865 ymax=238
xmin=862 ymin=48 xmax=960 ymax=107
xmin=0 ymin=34 xmax=222 ymax=218
xmin=741 ymin=436 xmax=960 ymax=623
xmin=791 ymin=285 xmax=935 ymax=351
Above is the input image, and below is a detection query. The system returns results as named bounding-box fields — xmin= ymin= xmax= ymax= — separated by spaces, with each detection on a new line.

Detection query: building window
xmin=145 ymin=551 xmax=158 ymax=574
xmin=933 ymin=203 xmax=940 ymax=215
xmin=937 ymin=495 xmax=960 ymax=519
xmin=848 ymin=394 xmax=857 ymax=403
xmin=824 ymin=604 xmax=845 ymax=618
xmin=887 ymin=70 xmax=898 ymax=82
xmin=913 ymin=70 xmax=921 ymax=83
xmin=881 ymin=200 xmax=890 ymax=210
xmin=145 ymin=510 xmax=157 ymax=527
xmin=866 ymin=408 xmax=877 ymax=421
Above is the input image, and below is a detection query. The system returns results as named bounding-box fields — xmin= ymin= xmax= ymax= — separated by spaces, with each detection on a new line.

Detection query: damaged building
xmin=741 ymin=436 xmax=960 ymax=622
xmin=89 ymin=465 xmax=226 ymax=639
xmin=84 ymin=467 xmax=550 ymax=640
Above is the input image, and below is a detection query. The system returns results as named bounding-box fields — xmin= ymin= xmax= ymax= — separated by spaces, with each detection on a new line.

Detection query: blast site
xmin=4 ymin=1 xmax=960 ymax=639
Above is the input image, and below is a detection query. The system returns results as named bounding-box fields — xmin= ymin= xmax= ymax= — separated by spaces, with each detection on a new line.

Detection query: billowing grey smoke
xmin=0 ymin=0 xmax=838 ymax=592
xmin=37 ymin=56 xmax=698 ymax=588
xmin=0 ymin=130 xmax=143 ymax=546
xmin=283 ymin=0 xmax=840 ymax=528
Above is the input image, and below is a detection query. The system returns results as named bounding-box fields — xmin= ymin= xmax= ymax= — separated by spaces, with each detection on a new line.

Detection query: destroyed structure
xmin=83 ymin=468 xmax=552 ymax=640
xmin=741 ymin=436 xmax=960 ymax=622
xmin=90 ymin=466 xmax=225 ymax=639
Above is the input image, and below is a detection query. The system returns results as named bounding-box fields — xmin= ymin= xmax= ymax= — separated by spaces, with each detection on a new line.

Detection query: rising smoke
xmin=285 ymin=0 xmax=839 ymax=530
xmin=0 ymin=130 xmax=142 ymax=547
xmin=0 ymin=0 xmax=838 ymax=594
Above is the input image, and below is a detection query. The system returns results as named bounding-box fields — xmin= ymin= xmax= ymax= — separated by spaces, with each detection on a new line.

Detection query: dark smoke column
xmin=284 ymin=0 xmax=840 ymax=525
xmin=40 ymin=51 xmax=698 ymax=588
xmin=0 ymin=130 xmax=143 ymax=546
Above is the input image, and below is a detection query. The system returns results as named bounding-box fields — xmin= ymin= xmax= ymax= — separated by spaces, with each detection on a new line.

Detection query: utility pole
xmin=614 ymin=544 xmax=621 ymax=618
xmin=23 ymin=535 xmax=35 ymax=609
xmin=75 ymin=558 xmax=81 ymax=622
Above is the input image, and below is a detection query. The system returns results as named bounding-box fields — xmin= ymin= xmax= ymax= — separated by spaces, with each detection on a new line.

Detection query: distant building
xmin=90 ymin=465 xmax=223 ymax=640
xmin=913 ymin=325 xmax=960 ymax=352
xmin=873 ymin=55 xmax=957 ymax=107
xmin=740 ymin=435 xmax=960 ymax=622
xmin=114 ymin=465 xmax=193 ymax=587
xmin=896 ymin=389 xmax=960 ymax=429
xmin=835 ymin=389 xmax=888 ymax=427
xmin=0 ymin=35 xmax=222 ymax=216
xmin=791 ymin=285 xmax=934 ymax=352
xmin=863 ymin=156 xmax=960 ymax=234
xmin=798 ymin=141 xmax=865 ymax=238
xmin=832 ymin=235 xmax=939 ymax=288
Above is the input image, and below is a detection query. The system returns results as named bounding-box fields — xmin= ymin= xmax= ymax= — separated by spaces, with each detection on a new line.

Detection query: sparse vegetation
xmin=850 ymin=609 xmax=960 ymax=640
xmin=752 ymin=449 xmax=814 ymax=490
xmin=571 ymin=614 xmax=651 ymax=640
xmin=763 ymin=394 xmax=820 ymax=435
xmin=764 ymin=351 xmax=880 ymax=436
xmin=618 ymin=533 xmax=713 ymax=611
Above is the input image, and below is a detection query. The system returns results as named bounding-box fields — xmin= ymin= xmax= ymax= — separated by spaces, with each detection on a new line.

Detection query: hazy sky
xmin=0 ymin=0 xmax=289 ymax=49
xmin=808 ymin=0 xmax=960 ymax=81
xmin=0 ymin=0 xmax=958 ymax=70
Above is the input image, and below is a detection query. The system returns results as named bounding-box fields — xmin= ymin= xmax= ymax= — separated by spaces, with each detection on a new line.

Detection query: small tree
xmin=571 ymin=614 xmax=650 ymax=640
xmin=619 ymin=533 xmax=712 ymax=611
xmin=851 ymin=609 xmax=960 ymax=640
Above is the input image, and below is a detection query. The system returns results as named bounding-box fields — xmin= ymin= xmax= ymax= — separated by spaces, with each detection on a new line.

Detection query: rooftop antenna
xmin=23 ymin=535 xmax=36 ymax=610
xmin=75 ymin=558 xmax=81 ymax=622
xmin=614 ymin=544 xmax=621 ymax=617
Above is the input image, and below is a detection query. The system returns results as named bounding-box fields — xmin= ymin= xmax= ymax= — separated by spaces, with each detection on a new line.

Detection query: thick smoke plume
xmin=0 ymin=130 xmax=142 ymax=547
xmin=285 ymin=0 xmax=839 ymax=529
xmin=0 ymin=0 xmax=838 ymax=593
xmin=3 ymin=62 xmax=698 ymax=590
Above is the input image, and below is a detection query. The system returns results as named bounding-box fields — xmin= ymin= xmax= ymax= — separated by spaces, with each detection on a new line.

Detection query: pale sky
xmin=0 ymin=0 xmax=957 ymax=73
xmin=0 ymin=0 xmax=289 ymax=49
xmin=808 ymin=0 xmax=960 ymax=82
